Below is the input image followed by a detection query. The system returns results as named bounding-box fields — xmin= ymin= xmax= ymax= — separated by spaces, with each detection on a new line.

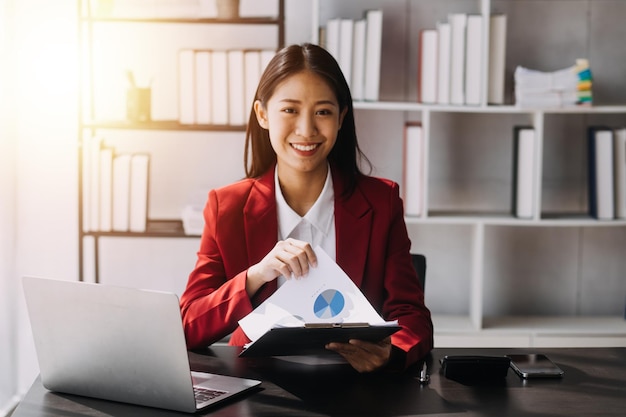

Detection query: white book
xmin=590 ymin=128 xmax=614 ymax=220
xmin=436 ymin=20 xmax=451 ymax=105
xmin=99 ymin=147 xmax=114 ymax=232
xmin=129 ymin=154 xmax=150 ymax=233
xmin=351 ymin=19 xmax=367 ymax=101
xmin=418 ymin=29 xmax=438 ymax=104
xmin=403 ymin=124 xmax=424 ymax=216
xmin=244 ymin=50 xmax=261 ymax=121
xmin=228 ymin=49 xmax=246 ymax=126
xmin=338 ymin=18 xmax=354 ymax=88
xmin=448 ymin=13 xmax=467 ymax=105
xmin=211 ymin=50 xmax=229 ymax=125
xmin=88 ymin=136 xmax=103 ymax=232
xmin=614 ymin=127 xmax=626 ymax=218
xmin=81 ymin=236 xmax=96 ymax=283
xmin=194 ymin=50 xmax=212 ymax=125
xmin=178 ymin=49 xmax=195 ymax=124
xmin=364 ymin=9 xmax=383 ymax=102
xmin=513 ymin=127 xmax=535 ymax=219
xmin=488 ymin=14 xmax=507 ymax=104
xmin=82 ymin=135 xmax=92 ymax=232
xmin=112 ymin=153 xmax=132 ymax=232
xmin=464 ymin=15 xmax=483 ymax=105
xmin=325 ymin=18 xmax=341 ymax=61
xmin=260 ymin=50 xmax=275 ymax=73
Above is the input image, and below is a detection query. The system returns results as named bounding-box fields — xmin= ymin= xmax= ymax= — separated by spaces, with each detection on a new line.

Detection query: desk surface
xmin=13 ymin=346 xmax=626 ymax=417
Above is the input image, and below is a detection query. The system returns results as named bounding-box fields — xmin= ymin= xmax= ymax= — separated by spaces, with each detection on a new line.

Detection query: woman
xmin=180 ymin=43 xmax=433 ymax=373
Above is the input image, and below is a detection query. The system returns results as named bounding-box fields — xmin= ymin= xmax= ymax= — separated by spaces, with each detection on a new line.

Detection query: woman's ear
xmin=254 ymin=100 xmax=269 ymax=129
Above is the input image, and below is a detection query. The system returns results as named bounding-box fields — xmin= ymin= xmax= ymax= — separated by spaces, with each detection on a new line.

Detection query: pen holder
xmin=216 ymin=0 xmax=239 ymax=19
xmin=126 ymin=87 xmax=151 ymax=122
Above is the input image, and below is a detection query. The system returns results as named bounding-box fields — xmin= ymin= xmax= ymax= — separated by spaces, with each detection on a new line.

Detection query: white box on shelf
xmin=181 ymin=205 xmax=204 ymax=236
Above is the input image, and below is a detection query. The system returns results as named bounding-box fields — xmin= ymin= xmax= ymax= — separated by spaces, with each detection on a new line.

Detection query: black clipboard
xmin=238 ymin=323 xmax=401 ymax=357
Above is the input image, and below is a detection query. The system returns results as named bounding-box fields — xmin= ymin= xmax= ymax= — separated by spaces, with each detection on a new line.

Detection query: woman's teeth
xmin=292 ymin=143 xmax=318 ymax=151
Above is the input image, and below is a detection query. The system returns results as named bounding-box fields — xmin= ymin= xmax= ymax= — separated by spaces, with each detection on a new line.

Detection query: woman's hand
xmin=246 ymin=238 xmax=317 ymax=296
xmin=325 ymin=337 xmax=392 ymax=373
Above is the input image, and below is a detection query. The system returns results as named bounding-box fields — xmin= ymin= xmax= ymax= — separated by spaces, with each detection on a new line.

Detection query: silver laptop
xmin=22 ymin=276 xmax=261 ymax=413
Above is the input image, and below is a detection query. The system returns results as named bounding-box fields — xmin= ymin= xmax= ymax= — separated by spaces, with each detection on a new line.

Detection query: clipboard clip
xmin=304 ymin=322 xmax=370 ymax=329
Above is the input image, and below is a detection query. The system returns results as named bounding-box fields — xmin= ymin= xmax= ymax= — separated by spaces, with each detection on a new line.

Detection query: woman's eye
xmin=282 ymin=108 xmax=296 ymax=114
xmin=316 ymin=109 xmax=332 ymax=116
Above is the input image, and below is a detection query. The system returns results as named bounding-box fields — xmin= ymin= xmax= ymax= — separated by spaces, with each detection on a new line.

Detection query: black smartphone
xmin=506 ymin=354 xmax=564 ymax=379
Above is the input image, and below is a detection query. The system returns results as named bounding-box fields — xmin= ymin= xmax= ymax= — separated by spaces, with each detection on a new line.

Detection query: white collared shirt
xmin=275 ymin=166 xmax=336 ymax=286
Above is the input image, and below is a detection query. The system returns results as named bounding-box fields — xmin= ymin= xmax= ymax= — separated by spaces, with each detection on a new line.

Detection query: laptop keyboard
xmin=194 ymin=386 xmax=228 ymax=403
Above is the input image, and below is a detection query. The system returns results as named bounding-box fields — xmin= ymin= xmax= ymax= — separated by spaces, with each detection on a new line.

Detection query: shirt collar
xmin=276 ymin=166 xmax=335 ymax=239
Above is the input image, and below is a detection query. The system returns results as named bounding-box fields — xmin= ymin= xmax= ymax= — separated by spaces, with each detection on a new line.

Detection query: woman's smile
xmin=291 ymin=142 xmax=320 ymax=153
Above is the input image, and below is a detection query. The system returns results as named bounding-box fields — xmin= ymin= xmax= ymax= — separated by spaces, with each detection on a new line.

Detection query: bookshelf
xmin=312 ymin=0 xmax=626 ymax=347
xmin=77 ymin=0 xmax=285 ymax=283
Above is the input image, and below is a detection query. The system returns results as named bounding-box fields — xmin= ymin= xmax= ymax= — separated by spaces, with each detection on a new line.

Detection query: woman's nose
xmin=295 ymin=113 xmax=318 ymax=138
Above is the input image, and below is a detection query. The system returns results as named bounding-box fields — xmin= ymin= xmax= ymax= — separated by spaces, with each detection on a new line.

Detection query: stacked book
xmin=588 ymin=126 xmax=626 ymax=220
xmin=417 ymin=13 xmax=507 ymax=105
xmin=178 ymin=48 xmax=276 ymax=126
xmin=511 ymin=126 xmax=537 ymax=219
xmin=95 ymin=0 xmax=278 ymax=19
xmin=83 ymin=137 xmax=150 ymax=233
xmin=402 ymin=123 xmax=425 ymax=217
xmin=514 ymin=59 xmax=593 ymax=108
xmin=320 ymin=9 xmax=383 ymax=101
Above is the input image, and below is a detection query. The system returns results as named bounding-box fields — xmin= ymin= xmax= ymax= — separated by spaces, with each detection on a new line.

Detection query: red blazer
xmin=180 ymin=165 xmax=433 ymax=369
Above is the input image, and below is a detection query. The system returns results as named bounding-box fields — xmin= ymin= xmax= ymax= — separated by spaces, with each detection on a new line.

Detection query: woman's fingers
xmin=252 ymin=239 xmax=316 ymax=283
xmin=276 ymin=239 xmax=316 ymax=278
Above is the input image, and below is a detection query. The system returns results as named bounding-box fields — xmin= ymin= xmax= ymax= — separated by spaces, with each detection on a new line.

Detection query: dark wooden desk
xmin=12 ymin=347 xmax=626 ymax=417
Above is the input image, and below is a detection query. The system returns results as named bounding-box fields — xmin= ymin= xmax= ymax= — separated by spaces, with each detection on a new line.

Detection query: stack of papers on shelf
xmin=238 ymin=247 xmax=399 ymax=357
xmin=181 ymin=204 xmax=204 ymax=235
xmin=514 ymin=59 xmax=592 ymax=107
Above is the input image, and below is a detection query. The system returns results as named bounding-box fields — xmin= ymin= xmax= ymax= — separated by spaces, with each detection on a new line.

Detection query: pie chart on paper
xmin=313 ymin=289 xmax=345 ymax=319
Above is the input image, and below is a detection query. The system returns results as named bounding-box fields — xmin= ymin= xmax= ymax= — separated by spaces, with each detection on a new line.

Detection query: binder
xmin=239 ymin=323 xmax=401 ymax=357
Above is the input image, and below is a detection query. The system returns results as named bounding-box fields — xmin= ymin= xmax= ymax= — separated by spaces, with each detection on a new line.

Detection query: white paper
xmin=239 ymin=247 xmax=391 ymax=342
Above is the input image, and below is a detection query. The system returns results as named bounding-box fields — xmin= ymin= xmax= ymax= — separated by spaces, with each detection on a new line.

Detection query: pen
xmin=419 ymin=362 xmax=430 ymax=384
xmin=126 ymin=69 xmax=136 ymax=88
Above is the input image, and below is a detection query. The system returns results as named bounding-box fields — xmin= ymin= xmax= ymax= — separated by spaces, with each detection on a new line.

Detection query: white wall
xmin=0 ymin=0 xmax=19 ymax=412
xmin=0 ymin=1 xmax=18 ymax=411
xmin=1 ymin=0 xmax=79 ymax=411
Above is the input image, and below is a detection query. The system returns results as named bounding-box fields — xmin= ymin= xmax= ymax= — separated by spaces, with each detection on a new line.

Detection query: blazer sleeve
xmin=179 ymin=188 xmax=253 ymax=349
xmin=361 ymin=179 xmax=434 ymax=369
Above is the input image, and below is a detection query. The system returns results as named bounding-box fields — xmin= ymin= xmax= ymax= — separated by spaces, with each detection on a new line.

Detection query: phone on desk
xmin=506 ymin=354 xmax=564 ymax=379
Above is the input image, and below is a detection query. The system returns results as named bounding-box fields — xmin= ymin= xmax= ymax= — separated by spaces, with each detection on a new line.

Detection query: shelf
xmin=406 ymin=213 xmax=626 ymax=227
xmin=85 ymin=215 xmax=626 ymax=239
xmin=481 ymin=315 xmax=626 ymax=335
xmin=434 ymin=314 xmax=626 ymax=335
xmin=353 ymin=101 xmax=626 ymax=114
xmin=83 ymin=220 xmax=200 ymax=238
xmin=77 ymin=0 xmax=286 ymax=283
xmin=433 ymin=315 xmax=626 ymax=347
xmin=81 ymin=16 xmax=281 ymax=25
xmin=81 ymin=120 xmax=247 ymax=132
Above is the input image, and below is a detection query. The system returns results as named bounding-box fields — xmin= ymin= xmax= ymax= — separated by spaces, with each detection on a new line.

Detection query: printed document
xmin=239 ymin=247 xmax=396 ymax=342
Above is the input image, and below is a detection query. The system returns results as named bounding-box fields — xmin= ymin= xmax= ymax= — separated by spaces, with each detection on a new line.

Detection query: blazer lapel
xmin=333 ymin=170 xmax=372 ymax=288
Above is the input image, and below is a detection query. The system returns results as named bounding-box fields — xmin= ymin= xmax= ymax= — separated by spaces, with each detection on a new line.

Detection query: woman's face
xmin=254 ymin=70 xmax=346 ymax=178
